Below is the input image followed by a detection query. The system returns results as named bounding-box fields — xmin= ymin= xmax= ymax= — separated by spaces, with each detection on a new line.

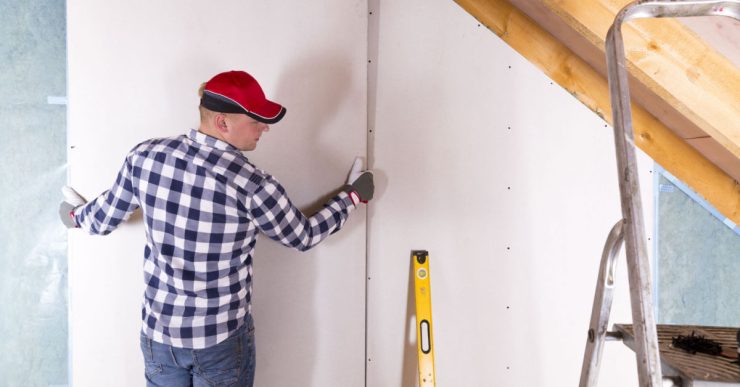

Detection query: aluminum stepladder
xmin=579 ymin=1 xmax=740 ymax=386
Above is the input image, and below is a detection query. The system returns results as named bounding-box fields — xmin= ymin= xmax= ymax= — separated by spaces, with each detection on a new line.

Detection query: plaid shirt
xmin=74 ymin=129 xmax=355 ymax=349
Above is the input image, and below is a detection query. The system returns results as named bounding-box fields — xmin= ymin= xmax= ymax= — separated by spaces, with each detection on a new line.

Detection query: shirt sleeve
xmin=73 ymin=155 xmax=140 ymax=235
xmin=248 ymin=176 xmax=356 ymax=251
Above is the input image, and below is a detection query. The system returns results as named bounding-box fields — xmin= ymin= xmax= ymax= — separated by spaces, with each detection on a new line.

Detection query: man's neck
xmin=198 ymin=124 xmax=224 ymax=142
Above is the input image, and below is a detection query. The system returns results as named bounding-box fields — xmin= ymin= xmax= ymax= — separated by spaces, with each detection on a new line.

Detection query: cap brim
xmin=201 ymin=90 xmax=286 ymax=124
xmin=247 ymin=99 xmax=286 ymax=124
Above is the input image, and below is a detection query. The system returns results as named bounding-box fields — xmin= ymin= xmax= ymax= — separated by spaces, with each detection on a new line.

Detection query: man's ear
xmin=214 ymin=113 xmax=228 ymax=134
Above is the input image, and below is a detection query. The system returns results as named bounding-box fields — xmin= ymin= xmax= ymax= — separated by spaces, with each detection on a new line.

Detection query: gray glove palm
xmin=59 ymin=186 xmax=86 ymax=228
xmin=343 ymin=157 xmax=374 ymax=205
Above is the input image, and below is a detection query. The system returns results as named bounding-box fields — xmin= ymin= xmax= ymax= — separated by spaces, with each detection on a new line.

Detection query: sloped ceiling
xmin=454 ymin=0 xmax=740 ymax=224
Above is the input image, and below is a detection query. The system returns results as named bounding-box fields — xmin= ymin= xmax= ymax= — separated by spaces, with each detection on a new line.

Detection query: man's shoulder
xmin=232 ymin=159 xmax=277 ymax=189
xmin=129 ymin=134 xmax=187 ymax=154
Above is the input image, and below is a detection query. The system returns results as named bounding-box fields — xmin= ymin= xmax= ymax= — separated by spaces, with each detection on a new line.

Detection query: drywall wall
xmin=66 ymin=0 xmax=667 ymax=385
xmin=66 ymin=1 xmax=367 ymax=386
xmin=366 ymin=1 xmax=654 ymax=386
xmin=0 ymin=1 xmax=68 ymax=385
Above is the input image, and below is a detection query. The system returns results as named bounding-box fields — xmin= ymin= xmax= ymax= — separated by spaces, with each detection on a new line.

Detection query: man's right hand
xmin=343 ymin=157 xmax=374 ymax=205
xmin=59 ymin=186 xmax=86 ymax=228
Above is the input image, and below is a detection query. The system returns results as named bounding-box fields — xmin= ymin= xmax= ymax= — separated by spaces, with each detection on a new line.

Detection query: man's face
xmin=223 ymin=114 xmax=270 ymax=151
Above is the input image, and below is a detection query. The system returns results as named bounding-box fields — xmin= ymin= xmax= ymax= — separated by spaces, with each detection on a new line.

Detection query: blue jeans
xmin=139 ymin=316 xmax=256 ymax=387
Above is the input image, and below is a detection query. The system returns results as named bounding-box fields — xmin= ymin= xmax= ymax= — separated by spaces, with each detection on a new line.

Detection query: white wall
xmin=66 ymin=1 xmax=367 ymax=386
xmin=67 ymin=0 xmax=659 ymax=386
xmin=366 ymin=1 xmax=654 ymax=386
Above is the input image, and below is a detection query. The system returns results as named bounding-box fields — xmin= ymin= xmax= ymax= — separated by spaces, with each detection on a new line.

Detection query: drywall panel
xmin=367 ymin=1 xmax=654 ymax=386
xmin=67 ymin=1 xmax=367 ymax=386
xmin=0 ymin=0 xmax=68 ymax=385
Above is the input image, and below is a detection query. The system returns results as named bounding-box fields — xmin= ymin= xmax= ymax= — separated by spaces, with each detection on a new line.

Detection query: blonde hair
xmin=198 ymin=82 xmax=215 ymax=123
xmin=198 ymin=82 xmax=207 ymax=98
xmin=198 ymin=105 xmax=212 ymax=122
xmin=197 ymin=82 xmax=239 ymax=124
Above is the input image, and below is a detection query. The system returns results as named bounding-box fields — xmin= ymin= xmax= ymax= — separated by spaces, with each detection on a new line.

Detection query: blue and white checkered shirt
xmin=74 ymin=129 xmax=356 ymax=348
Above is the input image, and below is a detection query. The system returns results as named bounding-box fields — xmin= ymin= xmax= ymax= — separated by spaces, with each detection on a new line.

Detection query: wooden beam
xmin=565 ymin=0 xmax=739 ymax=152
xmin=454 ymin=0 xmax=740 ymax=224
xmin=506 ymin=0 xmax=740 ymax=183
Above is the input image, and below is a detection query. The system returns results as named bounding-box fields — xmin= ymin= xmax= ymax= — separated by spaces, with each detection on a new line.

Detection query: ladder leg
xmin=580 ymin=220 xmax=625 ymax=387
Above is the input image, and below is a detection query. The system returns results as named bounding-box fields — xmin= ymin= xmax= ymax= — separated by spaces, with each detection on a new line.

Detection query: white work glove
xmin=343 ymin=157 xmax=374 ymax=206
xmin=59 ymin=186 xmax=86 ymax=228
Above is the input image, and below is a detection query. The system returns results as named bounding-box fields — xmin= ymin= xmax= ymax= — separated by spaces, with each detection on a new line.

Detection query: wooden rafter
xmin=454 ymin=0 xmax=740 ymax=224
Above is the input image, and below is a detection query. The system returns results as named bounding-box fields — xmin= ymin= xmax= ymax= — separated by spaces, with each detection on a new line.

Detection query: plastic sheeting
xmin=656 ymin=172 xmax=740 ymax=326
xmin=0 ymin=0 xmax=68 ymax=385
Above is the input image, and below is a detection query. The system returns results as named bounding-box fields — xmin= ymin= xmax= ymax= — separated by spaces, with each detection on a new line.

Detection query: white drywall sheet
xmin=67 ymin=0 xmax=662 ymax=385
xmin=366 ymin=1 xmax=654 ymax=386
xmin=66 ymin=1 xmax=367 ymax=386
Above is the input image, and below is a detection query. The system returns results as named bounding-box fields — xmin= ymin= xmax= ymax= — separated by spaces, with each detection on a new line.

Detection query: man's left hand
xmin=59 ymin=186 xmax=86 ymax=228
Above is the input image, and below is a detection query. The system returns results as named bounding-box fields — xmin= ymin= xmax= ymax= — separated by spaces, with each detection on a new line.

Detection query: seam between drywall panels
xmin=365 ymin=0 xmax=379 ymax=385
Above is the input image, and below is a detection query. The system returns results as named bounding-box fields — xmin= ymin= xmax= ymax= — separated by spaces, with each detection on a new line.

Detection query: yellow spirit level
xmin=413 ymin=250 xmax=436 ymax=387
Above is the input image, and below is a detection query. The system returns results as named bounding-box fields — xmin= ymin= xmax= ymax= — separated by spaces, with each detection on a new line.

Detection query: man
xmin=59 ymin=70 xmax=374 ymax=386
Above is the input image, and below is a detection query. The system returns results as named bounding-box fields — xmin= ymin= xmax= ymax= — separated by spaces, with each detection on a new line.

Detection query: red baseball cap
xmin=200 ymin=70 xmax=286 ymax=124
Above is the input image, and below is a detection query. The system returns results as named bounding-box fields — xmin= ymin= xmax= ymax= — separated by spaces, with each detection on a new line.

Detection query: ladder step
xmin=605 ymin=331 xmax=623 ymax=341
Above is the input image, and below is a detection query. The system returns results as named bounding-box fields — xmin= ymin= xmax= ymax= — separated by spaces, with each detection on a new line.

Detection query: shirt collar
xmin=188 ymin=128 xmax=239 ymax=152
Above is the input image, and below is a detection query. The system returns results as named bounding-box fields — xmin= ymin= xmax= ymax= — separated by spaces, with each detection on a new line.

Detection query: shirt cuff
xmin=337 ymin=190 xmax=357 ymax=210
xmin=70 ymin=205 xmax=82 ymax=228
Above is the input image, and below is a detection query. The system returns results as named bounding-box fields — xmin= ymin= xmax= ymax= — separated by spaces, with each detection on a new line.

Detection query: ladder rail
xmin=580 ymin=219 xmax=625 ymax=387
xmin=599 ymin=1 xmax=740 ymax=386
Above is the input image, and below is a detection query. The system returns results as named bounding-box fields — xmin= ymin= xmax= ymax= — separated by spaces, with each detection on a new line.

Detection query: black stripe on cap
xmin=200 ymin=92 xmax=286 ymax=124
